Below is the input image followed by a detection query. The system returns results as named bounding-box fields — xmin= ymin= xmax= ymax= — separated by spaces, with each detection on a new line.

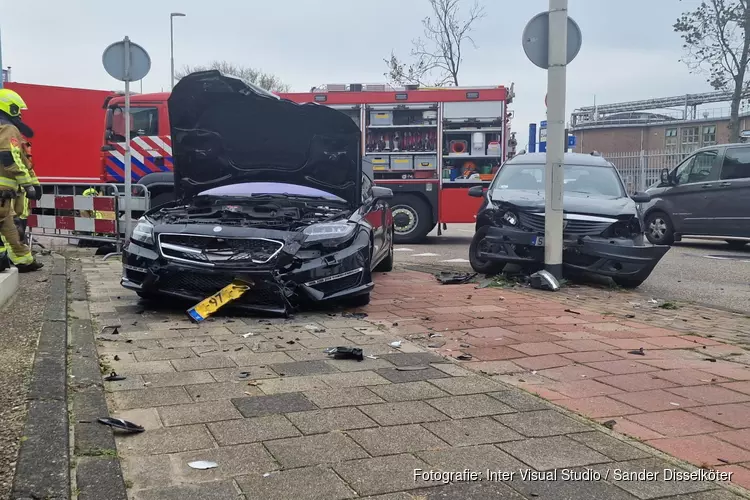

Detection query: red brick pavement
xmin=364 ymin=270 xmax=750 ymax=490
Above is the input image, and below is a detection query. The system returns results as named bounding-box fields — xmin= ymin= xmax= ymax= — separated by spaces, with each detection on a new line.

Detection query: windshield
xmin=490 ymin=163 xmax=626 ymax=198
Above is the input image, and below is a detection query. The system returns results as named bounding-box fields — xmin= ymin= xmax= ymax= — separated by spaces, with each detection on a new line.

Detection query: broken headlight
xmin=604 ymin=218 xmax=642 ymax=238
xmin=303 ymin=222 xmax=356 ymax=244
xmin=131 ymin=219 xmax=154 ymax=245
xmin=502 ymin=211 xmax=519 ymax=226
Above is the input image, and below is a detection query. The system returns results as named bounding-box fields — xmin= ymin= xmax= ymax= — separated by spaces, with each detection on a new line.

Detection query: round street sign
xmin=102 ymin=37 xmax=151 ymax=82
xmin=522 ymin=11 xmax=582 ymax=70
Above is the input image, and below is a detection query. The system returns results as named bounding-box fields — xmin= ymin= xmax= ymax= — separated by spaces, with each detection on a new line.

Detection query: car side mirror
xmin=660 ymin=168 xmax=673 ymax=186
xmin=631 ymin=192 xmax=651 ymax=203
xmin=371 ymin=186 xmax=393 ymax=200
xmin=468 ymin=186 xmax=486 ymax=198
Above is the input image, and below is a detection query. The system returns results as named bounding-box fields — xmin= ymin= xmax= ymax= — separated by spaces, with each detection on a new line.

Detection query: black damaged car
xmin=120 ymin=70 xmax=395 ymax=314
xmin=467 ymin=152 xmax=670 ymax=288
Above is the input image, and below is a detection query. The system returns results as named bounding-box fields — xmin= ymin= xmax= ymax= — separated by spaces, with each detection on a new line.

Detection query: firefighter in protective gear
xmin=0 ymin=88 xmax=43 ymax=272
xmin=12 ymin=137 xmax=39 ymax=244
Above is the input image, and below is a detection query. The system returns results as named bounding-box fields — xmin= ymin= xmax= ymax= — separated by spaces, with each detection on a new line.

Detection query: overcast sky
xmin=3 ymin=0 xmax=709 ymax=147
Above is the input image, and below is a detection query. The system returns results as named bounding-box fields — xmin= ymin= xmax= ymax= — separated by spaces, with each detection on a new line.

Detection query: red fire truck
xmin=100 ymin=83 xmax=515 ymax=243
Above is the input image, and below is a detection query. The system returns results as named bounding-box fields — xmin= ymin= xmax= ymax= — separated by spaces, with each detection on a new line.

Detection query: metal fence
xmin=603 ymin=149 xmax=689 ymax=193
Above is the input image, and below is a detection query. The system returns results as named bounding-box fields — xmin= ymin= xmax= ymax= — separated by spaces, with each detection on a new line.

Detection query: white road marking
xmin=411 ymin=253 xmax=441 ymax=257
xmin=394 ymin=248 xmax=414 ymax=252
xmin=441 ymin=258 xmax=470 ymax=263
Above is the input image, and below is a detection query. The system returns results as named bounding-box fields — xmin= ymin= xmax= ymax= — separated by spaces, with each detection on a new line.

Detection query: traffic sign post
xmin=102 ymin=37 xmax=151 ymax=241
xmin=522 ymin=0 xmax=581 ymax=280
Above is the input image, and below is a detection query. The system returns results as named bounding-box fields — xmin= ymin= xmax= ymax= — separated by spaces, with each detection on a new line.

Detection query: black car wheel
xmin=390 ymin=195 xmax=432 ymax=244
xmin=469 ymin=226 xmax=506 ymax=275
xmin=644 ymin=211 xmax=674 ymax=245
xmin=374 ymin=230 xmax=394 ymax=272
xmin=726 ymin=240 xmax=748 ymax=250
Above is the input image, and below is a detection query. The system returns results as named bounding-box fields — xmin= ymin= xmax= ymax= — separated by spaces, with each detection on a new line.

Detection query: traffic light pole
xmin=543 ymin=0 xmax=568 ymax=280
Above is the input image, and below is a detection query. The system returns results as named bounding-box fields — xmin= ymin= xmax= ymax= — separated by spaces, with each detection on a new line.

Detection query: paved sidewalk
xmin=80 ymin=258 xmax=749 ymax=499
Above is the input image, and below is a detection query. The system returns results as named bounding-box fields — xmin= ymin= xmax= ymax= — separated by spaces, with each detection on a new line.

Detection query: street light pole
xmin=170 ymin=12 xmax=186 ymax=89
xmin=543 ymin=0 xmax=568 ymax=280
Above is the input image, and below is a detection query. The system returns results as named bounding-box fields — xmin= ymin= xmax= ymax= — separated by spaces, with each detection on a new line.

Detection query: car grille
xmin=158 ymin=233 xmax=284 ymax=265
xmin=519 ymin=212 xmax=612 ymax=236
xmin=158 ymin=272 xmax=284 ymax=306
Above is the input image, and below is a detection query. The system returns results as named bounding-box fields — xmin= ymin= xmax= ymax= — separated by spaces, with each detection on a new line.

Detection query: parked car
xmin=120 ymin=70 xmax=394 ymax=315
xmin=467 ymin=152 xmax=670 ymax=288
xmin=643 ymin=143 xmax=750 ymax=249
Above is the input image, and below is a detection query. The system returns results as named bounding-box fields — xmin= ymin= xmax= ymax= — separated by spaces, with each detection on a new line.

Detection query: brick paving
xmin=80 ymin=258 xmax=750 ymax=499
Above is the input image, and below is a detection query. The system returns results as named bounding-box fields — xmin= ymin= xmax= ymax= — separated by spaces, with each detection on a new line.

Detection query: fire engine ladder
xmin=571 ymin=89 xmax=750 ymax=126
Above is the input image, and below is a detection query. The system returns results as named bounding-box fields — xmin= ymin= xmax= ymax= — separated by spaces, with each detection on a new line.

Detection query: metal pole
xmin=0 ymin=25 xmax=4 ymax=89
xmin=170 ymin=16 xmax=175 ymax=89
xmin=544 ymin=0 xmax=568 ymax=280
xmin=123 ymin=37 xmax=133 ymax=240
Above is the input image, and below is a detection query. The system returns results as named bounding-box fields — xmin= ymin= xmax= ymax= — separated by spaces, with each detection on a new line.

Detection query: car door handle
xmin=719 ymin=182 xmax=732 ymax=187
xmin=701 ymin=184 xmax=712 ymax=189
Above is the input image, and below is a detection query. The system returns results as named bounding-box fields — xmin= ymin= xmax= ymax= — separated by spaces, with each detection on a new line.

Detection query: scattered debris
xmin=188 ymin=460 xmax=218 ymax=470
xmin=305 ymin=325 xmax=326 ymax=333
xmin=647 ymin=299 xmax=659 ymax=305
xmin=263 ymin=473 xmax=272 ymax=478
xmin=113 ymin=355 xmax=121 ymax=361
xmin=247 ymin=380 xmax=261 ymax=386
xmin=242 ymin=332 xmax=255 ymax=338
xmin=437 ymin=272 xmax=477 ymax=285
xmin=669 ymin=402 xmax=680 ymax=406
xmin=389 ymin=341 xmax=402 ymax=348
xmin=659 ymin=301 xmax=679 ymax=310
xmin=324 ymin=346 xmax=364 ymax=362
xmin=705 ymin=358 xmax=717 ymax=362
xmin=564 ymin=309 xmax=581 ymax=315
xmin=237 ymin=372 xmax=251 ymax=379
xmin=602 ymin=420 xmax=617 ymax=430
xmin=628 ymin=348 xmax=646 ymax=356
xmin=97 ymin=417 xmax=144 ymax=433
xmin=529 ymin=271 xmax=560 ymax=291
xmin=365 ymin=355 xmax=378 ymax=360
xmin=395 ymin=366 xmax=429 ymax=371
xmin=625 ymin=314 xmax=636 ymax=319
xmin=428 ymin=333 xmax=443 ymax=338
xmin=286 ymin=340 xmax=296 ymax=345
xmin=456 ymin=354 xmax=473 ymax=361
xmin=342 ymin=312 xmax=368 ymax=319
xmin=104 ymin=371 xmax=126 ymax=382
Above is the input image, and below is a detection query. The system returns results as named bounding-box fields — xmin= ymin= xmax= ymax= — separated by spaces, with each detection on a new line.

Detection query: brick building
xmin=568 ymin=91 xmax=750 ymax=155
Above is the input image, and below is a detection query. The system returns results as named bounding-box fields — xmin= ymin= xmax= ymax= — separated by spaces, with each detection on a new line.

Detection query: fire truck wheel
xmin=390 ymin=195 xmax=432 ymax=244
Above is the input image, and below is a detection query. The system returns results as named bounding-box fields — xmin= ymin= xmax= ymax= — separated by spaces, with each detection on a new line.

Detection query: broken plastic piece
xmin=188 ymin=460 xmax=218 ymax=470
xmin=437 ymin=272 xmax=477 ymax=285
xmin=100 ymin=325 xmax=120 ymax=335
xmin=104 ymin=371 xmax=126 ymax=382
xmin=237 ymin=372 xmax=251 ymax=379
xmin=324 ymin=346 xmax=364 ymax=362
xmin=428 ymin=333 xmax=443 ymax=338
xmin=389 ymin=341 xmax=402 ymax=348
xmin=365 ymin=355 xmax=378 ymax=360
xmin=602 ymin=420 xmax=617 ymax=430
xmin=305 ymin=324 xmax=326 ymax=333
xmin=529 ymin=270 xmax=560 ymax=291
xmin=97 ymin=417 xmax=145 ymax=433
xmin=242 ymin=332 xmax=255 ymax=338
xmin=628 ymin=347 xmax=645 ymax=356
xmin=395 ymin=366 xmax=428 ymax=371
xmin=456 ymin=354 xmax=473 ymax=361
xmin=342 ymin=312 xmax=368 ymax=319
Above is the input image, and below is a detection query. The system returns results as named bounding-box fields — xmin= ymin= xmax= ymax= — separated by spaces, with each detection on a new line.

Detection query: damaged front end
xmin=472 ymin=205 xmax=670 ymax=287
xmin=121 ymin=189 xmax=374 ymax=316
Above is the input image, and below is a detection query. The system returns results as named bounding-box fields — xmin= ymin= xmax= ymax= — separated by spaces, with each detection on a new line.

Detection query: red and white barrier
xmin=27 ymin=194 xmax=119 ymax=236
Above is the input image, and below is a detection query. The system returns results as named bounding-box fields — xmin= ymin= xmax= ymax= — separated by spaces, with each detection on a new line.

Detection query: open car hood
xmin=168 ymin=70 xmax=362 ymax=207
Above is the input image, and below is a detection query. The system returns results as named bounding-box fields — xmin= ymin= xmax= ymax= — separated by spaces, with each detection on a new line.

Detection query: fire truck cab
xmin=100 ymin=83 xmax=514 ymax=243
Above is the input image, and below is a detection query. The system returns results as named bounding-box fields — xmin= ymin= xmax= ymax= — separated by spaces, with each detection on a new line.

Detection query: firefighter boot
xmin=16 ymin=260 xmax=44 ymax=273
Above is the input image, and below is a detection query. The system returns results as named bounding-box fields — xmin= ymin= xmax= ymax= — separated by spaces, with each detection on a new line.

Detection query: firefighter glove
xmin=23 ymin=185 xmax=36 ymax=200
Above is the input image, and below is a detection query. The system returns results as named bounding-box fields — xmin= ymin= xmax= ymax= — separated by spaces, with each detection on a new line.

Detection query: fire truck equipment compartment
xmin=370 ymin=111 xmax=393 ymax=126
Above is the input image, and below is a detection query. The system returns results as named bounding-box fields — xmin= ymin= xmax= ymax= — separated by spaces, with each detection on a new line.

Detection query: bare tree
xmin=385 ymin=0 xmax=486 ymax=87
xmin=674 ymin=0 xmax=750 ymax=142
xmin=176 ymin=60 xmax=291 ymax=92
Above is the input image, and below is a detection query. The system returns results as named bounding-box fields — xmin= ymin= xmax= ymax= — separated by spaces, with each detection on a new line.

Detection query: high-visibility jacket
xmin=0 ymin=124 xmax=33 ymax=194
xmin=13 ymin=140 xmax=38 ymax=219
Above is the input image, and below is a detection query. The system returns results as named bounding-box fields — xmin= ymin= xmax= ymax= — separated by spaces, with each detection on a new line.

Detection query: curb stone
xmin=11 ymin=254 xmax=70 ymax=500
xmin=67 ymin=257 xmax=128 ymax=500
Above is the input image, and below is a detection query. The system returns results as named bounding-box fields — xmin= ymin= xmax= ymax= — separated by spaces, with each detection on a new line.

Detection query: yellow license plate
xmin=187 ymin=280 xmax=251 ymax=322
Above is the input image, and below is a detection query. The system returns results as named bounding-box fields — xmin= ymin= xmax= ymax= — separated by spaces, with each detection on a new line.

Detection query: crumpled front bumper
xmin=120 ymin=233 xmax=374 ymax=315
xmin=478 ymin=225 xmax=670 ymax=279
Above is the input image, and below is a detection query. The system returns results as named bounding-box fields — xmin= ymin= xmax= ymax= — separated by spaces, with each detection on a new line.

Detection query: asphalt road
xmin=395 ymin=223 xmax=750 ymax=314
